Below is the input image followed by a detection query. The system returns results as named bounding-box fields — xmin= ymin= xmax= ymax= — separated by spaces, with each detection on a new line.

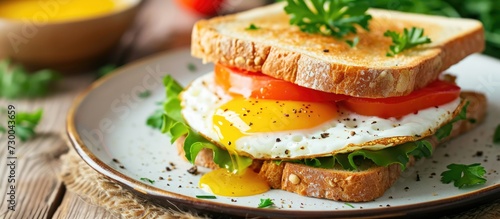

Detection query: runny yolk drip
xmin=199 ymin=98 xmax=338 ymax=197
xmin=199 ymin=168 xmax=269 ymax=197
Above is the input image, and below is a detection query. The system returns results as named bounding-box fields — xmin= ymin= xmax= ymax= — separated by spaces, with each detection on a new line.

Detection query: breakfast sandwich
xmin=161 ymin=1 xmax=487 ymax=202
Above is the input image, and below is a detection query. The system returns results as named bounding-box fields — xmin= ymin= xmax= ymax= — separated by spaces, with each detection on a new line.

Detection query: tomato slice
xmin=342 ymin=80 xmax=461 ymax=118
xmin=214 ymin=64 xmax=348 ymax=102
xmin=175 ymin=0 xmax=224 ymax=16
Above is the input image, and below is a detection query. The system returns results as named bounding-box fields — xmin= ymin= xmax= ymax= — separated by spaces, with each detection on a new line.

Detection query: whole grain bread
xmin=191 ymin=3 xmax=484 ymax=98
xmin=176 ymin=91 xmax=487 ymax=202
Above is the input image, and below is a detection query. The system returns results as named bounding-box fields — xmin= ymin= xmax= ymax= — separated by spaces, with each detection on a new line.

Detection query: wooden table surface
xmin=0 ymin=0 xmax=497 ymax=218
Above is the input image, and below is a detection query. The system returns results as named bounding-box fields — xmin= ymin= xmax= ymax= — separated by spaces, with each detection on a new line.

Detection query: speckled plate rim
xmin=66 ymin=48 xmax=500 ymax=218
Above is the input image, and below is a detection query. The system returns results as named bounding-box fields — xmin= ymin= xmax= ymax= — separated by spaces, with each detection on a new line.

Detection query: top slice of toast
xmin=191 ymin=2 xmax=484 ymax=98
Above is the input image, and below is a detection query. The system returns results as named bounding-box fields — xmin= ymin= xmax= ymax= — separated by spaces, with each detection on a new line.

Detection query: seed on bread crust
xmin=289 ymin=174 xmax=300 ymax=184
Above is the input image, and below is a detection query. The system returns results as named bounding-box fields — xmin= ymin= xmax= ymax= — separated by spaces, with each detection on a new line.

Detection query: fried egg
xmin=180 ymin=72 xmax=462 ymax=160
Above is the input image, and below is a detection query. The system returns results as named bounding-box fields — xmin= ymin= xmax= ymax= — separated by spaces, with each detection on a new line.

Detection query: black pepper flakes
xmin=475 ymin=151 xmax=484 ymax=157
xmin=187 ymin=166 xmax=198 ymax=175
xmin=323 ymin=49 xmax=330 ymax=52
xmin=404 ymin=187 xmax=410 ymax=191
xmin=159 ymin=176 xmax=164 ymax=180
xmin=112 ymin=158 xmax=120 ymax=163
xmin=276 ymin=138 xmax=281 ymax=142
xmin=166 ymin=167 xmax=172 ymax=171
xmin=320 ymin=133 xmax=330 ymax=138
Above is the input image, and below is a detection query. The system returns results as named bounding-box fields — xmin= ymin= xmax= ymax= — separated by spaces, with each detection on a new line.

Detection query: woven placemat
xmin=60 ymin=148 xmax=499 ymax=219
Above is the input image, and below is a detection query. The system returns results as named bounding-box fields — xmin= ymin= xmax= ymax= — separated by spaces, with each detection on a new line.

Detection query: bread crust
xmin=191 ymin=3 xmax=484 ymax=98
xmin=175 ymin=91 xmax=487 ymax=202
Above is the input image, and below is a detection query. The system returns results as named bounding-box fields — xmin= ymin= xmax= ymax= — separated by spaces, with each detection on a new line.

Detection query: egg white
xmin=181 ymin=72 xmax=462 ymax=159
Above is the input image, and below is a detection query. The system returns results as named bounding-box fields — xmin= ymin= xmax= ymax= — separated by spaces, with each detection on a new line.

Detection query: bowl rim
xmin=0 ymin=0 xmax=143 ymax=25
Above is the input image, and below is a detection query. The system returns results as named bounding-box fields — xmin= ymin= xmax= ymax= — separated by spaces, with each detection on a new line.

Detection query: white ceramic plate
xmin=67 ymin=48 xmax=500 ymax=218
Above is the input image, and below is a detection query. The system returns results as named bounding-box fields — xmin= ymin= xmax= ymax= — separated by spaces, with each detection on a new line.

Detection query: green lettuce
xmin=160 ymin=75 xmax=252 ymax=173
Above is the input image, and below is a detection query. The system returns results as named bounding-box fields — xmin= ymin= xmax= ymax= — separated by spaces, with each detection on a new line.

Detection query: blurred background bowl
xmin=0 ymin=0 xmax=141 ymax=72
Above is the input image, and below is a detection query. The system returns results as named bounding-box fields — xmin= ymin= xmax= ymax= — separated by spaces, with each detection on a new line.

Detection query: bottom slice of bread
xmin=177 ymin=91 xmax=487 ymax=202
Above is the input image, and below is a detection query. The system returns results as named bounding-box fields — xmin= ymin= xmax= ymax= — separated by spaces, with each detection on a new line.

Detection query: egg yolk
xmin=199 ymin=98 xmax=338 ymax=197
xmin=199 ymin=168 xmax=269 ymax=197
xmin=213 ymin=98 xmax=339 ymax=151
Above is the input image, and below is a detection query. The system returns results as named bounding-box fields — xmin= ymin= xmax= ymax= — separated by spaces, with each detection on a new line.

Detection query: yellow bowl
xmin=0 ymin=0 xmax=141 ymax=72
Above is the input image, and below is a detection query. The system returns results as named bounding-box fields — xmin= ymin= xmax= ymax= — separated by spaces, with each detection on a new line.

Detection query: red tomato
xmin=214 ymin=64 xmax=348 ymax=102
xmin=175 ymin=0 xmax=225 ymax=16
xmin=342 ymin=80 xmax=461 ymax=118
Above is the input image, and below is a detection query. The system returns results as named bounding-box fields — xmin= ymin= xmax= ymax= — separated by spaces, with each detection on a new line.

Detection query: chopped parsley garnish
xmin=384 ymin=27 xmax=432 ymax=57
xmin=196 ymin=195 xmax=217 ymax=199
xmin=344 ymin=202 xmax=355 ymax=208
xmin=441 ymin=163 xmax=487 ymax=188
xmin=138 ymin=90 xmax=151 ymax=99
xmin=246 ymin=23 xmax=260 ymax=30
xmin=140 ymin=177 xmax=155 ymax=184
xmin=187 ymin=63 xmax=197 ymax=72
xmin=257 ymin=198 xmax=275 ymax=208
xmin=97 ymin=64 xmax=117 ymax=78
xmin=345 ymin=36 xmax=360 ymax=48
xmin=0 ymin=59 xmax=60 ymax=99
xmin=284 ymin=0 xmax=372 ymax=38
xmin=493 ymin=124 xmax=500 ymax=144
xmin=0 ymin=109 xmax=43 ymax=142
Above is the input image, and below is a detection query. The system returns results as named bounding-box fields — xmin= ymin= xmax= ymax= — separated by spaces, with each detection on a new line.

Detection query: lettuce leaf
xmin=293 ymin=140 xmax=433 ymax=171
xmin=160 ymin=75 xmax=252 ymax=172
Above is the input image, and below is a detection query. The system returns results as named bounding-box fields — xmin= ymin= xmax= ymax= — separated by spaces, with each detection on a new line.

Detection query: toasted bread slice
xmin=176 ymin=91 xmax=487 ymax=202
xmin=191 ymin=3 xmax=484 ymax=98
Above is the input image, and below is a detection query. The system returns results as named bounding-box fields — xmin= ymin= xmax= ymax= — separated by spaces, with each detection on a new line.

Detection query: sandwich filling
xmin=173 ymin=64 xmax=465 ymax=197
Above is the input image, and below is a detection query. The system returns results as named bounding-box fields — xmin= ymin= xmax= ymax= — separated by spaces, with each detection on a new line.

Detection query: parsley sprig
xmin=441 ymin=163 xmax=487 ymax=188
xmin=384 ymin=27 xmax=432 ymax=56
xmin=284 ymin=0 xmax=372 ymax=38
xmin=0 ymin=60 xmax=60 ymax=99
xmin=257 ymin=198 xmax=275 ymax=208
xmin=0 ymin=109 xmax=43 ymax=141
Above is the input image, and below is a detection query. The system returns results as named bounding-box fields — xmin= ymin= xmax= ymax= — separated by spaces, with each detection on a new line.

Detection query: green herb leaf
xmin=160 ymin=75 xmax=252 ymax=173
xmin=140 ymin=177 xmax=155 ymax=184
xmin=344 ymin=203 xmax=355 ymax=208
xmin=345 ymin=36 xmax=360 ymax=48
xmin=258 ymin=198 xmax=275 ymax=208
xmin=0 ymin=60 xmax=60 ymax=99
xmin=187 ymin=63 xmax=197 ymax=72
xmin=494 ymin=124 xmax=500 ymax=144
xmin=196 ymin=195 xmax=217 ymax=199
xmin=384 ymin=27 xmax=432 ymax=56
xmin=146 ymin=109 xmax=164 ymax=130
xmin=246 ymin=23 xmax=260 ymax=30
xmin=370 ymin=0 xmax=500 ymax=59
xmin=284 ymin=0 xmax=372 ymax=38
xmin=4 ymin=109 xmax=44 ymax=142
xmin=97 ymin=64 xmax=117 ymax=78
xmin=441 ymin=163 xmax=487 ymax=188
xmin=138 ymin=90 xmax=151 ymax=99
